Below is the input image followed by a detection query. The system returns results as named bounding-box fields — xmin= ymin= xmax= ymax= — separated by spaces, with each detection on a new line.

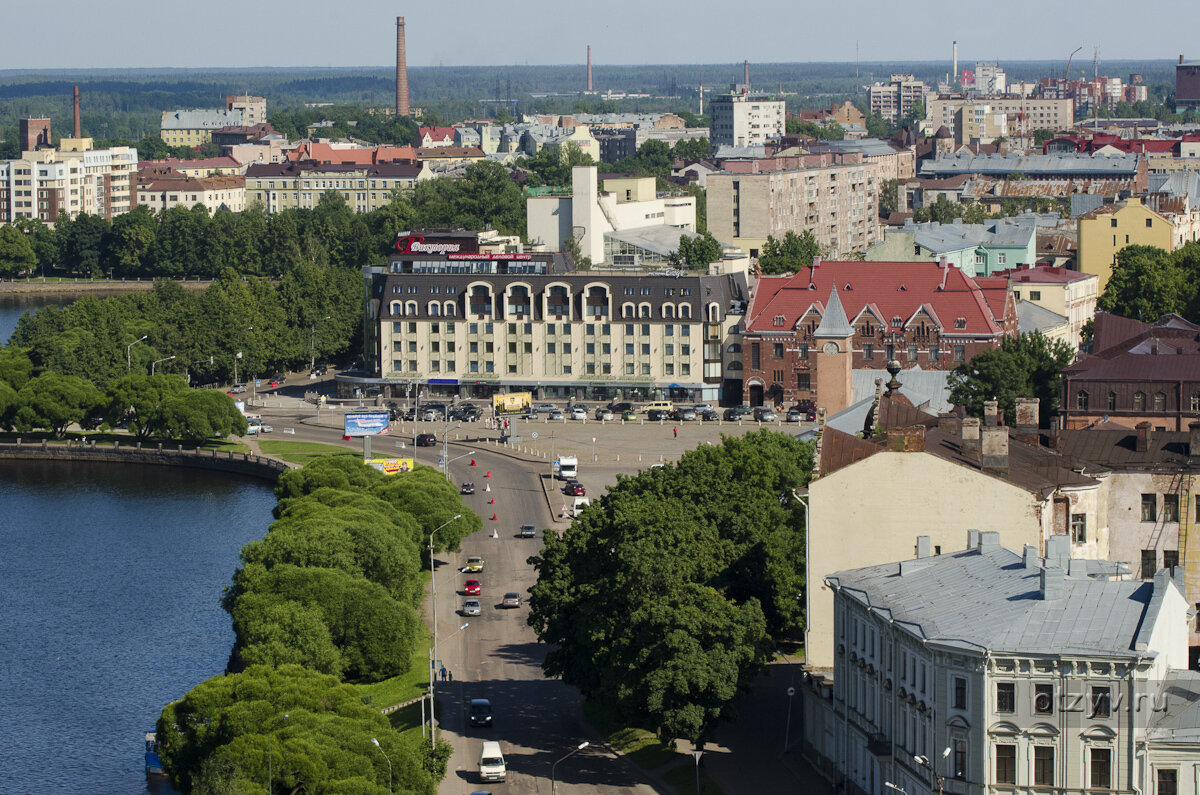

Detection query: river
xmin=0 ymin=294 xmax=65 ymax=344
xmin=0 ymin=460 xmax=276 ymax=793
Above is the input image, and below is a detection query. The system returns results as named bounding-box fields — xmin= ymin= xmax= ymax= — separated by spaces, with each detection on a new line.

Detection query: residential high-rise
xmin=708 ymin=84 xmax=784 ymax=148
xmin=396 ymin=16 xmax=410 ymax=117
xmin=1178 ymin=54 xmax=1200 ymax=111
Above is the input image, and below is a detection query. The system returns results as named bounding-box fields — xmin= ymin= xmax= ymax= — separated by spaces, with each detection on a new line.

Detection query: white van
xmin=571 ymin=496 xmax=592 ymax=517
xmin=479 ymin=740 xmax=506 ymax=782
xmin=558 ymin=455 xmax=579 ymax=479
xmin=642 ymin=400 xmax=673 ymax=414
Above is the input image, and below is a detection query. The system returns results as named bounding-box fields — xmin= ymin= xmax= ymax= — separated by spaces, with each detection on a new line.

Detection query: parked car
xmin=460 ymin=482 xmax=475 ymax=495
xmin=753 ymin=407 xmax=777 ymax=422
xmin=621 ymin=409 xmax=637 ymax=421
xmin=462 ymin=599 xmax=482 ymax=616
xmin=608 ymin=402 xmax=634 ymax=413
xmin=501 ymin=592 xmax=521 ymax=608
xmin=534 ymin=403 xmax=558 ymax=413
xmin=518 ymin=524 xmax=537 ymax=538
xmin=564 ymin=480 xmax=586 ymax=496
xmin=569 ymin=406 xmax=587 ymax=420
xmin=791 ymin=400 xmax=817 ymax=421
xmin=465 ymin=556 xmax=485 ymax=572
xmin=595 ymin=408 xmax=614 ymax=421
xmin=647 ymin=409 xmax=670 ymax=421
xmin=464 ymin=579 xmax=481 ymax=596
xmin=416 ymin=433 xmax=437 ymax=446
xmin=671 ymin=407 xmax=697 ymax=422
xmin=547 ymin=410 xmax=564 ymax=421
xmin=698 ymin=408 xmax=720 ymax=422
xmin=469 ymin=698 xmax=493 ymax=727
xmin=785 ymin=409 xmax=805 ymax=423
xmin=229 ymin=384 xmax=247 ymax=394
xmin=723 ymin=407 xmax=754 ymax=421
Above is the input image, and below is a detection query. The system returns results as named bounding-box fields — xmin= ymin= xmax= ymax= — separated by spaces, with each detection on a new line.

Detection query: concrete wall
xmin=0 ymin=440 xmax=291 ymax=482
xmin=526 ymin=196 xmax=572 ymax=251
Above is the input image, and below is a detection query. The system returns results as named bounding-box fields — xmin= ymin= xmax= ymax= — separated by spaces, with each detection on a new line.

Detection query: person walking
xmin=673 ymin=427 xmax=678 ymax=438
xmin=447 ymin=669 xmax=453 ymax=683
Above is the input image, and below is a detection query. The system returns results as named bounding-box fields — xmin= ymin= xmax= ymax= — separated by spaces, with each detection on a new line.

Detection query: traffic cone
xmin=491 ymin=528 xmax=499 ymax=538
xmin=488 ymin=497 xmax=495 ymax=505
xmin=484 ymin=482 xmax=491 ymax=492
xmin=491 ymin=513 xmax=498 ymax=521
xmin=470 ymin=459 xmax=477 ymax=466
xmin=484 ymin=471 xmax=491 ymax=478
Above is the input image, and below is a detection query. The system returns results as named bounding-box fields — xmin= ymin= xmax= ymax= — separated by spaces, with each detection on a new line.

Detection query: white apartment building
xmin=867 ymin=74 xmax=932 ymax=123
xmin=0 ymin=139 xmax=137 ymax=224
xmin=973 ymin=62 xmax=1007 ymax=95
xmin=136 ymin=173 xmax=246 ymax=215
xmin=708 ymin=84 xmax=785 ymax=148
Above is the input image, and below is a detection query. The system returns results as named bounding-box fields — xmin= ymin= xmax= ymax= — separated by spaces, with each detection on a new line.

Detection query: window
xmin=1034 ymin=746 xmax=1055 ymax=786
xmin=1090 ymin=747 xmax=1112 ymax=790
xmin=863 ymin=343 xmax=874 ymax=360
xmin=1092 ymin=686 xmax=1112 ymax=718
xmin=997 ymin=253 xmax=1006 ymax=265
xmin=1165 ymin=550 xmax=1179 ymax=573
xmin=1142 ymin=549 xmax=1158 ymax=578
xmin=952 ymin=738 xmax=966 ymax=780
xmin=1147 ymin=217 xmax=1155 ymax=228
xmin=1109 ymin=391 xmax=1117 ymax=411
xmin=797 ymin=373 xmax=811 ymax=390
xmin=908 ymin=345 xmax=919 ymax=361
xmin=798 ymin=343 xmax=809 ymax=358
xmin=625 ymin=344 xmax=634 ymax=355
xmin=1158 ymin=768 xmax=1178 ymax=795
xmin=1034 ymin=683 xmax=1054 ymax=714
xmin=773 ymin=343 xmax=784 ymax=358
xmin=1071 ymin=514 xmax=1087 ymax=543
xmin=751 ymin=343 xmax=761 ymax=370
xmin=1029 ymin=289 xmax=1041 ymax=300
xmin=1165 ymin=494 xmax=1180 ymax=522
xmin=929 ymin=344 xmax=939 ymax=359
xmin=1134 ymin=391 xmax=1146 ymax=411
xmin=953 ymin=677 xmax=967 ymax=710
xmin=995 ymin=745 xmax=1016 ymax=785
xmin=996 ymin=682 xmax=1015 ymax=713
xmin=954 ymin=345 xmax=966 ymax=362
xmin=1142 ymin=494 xmax=1157 ymax=522
xmin=1192 ymin=394 xmax=1200 ymax=412
xmin=1111 ymin=218 xmax=1118 ymax=227
xmin=641 ymin=344 xmax=650 ymax=356
xmin=975 ymin=252 xmax=986 ymax=265
xmin=1076 ymin=390 xmax=1089 ymax=411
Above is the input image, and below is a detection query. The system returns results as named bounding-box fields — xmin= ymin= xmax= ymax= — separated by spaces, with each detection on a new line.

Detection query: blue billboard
xmin=344 ymin=412 xmax=391 ymax=437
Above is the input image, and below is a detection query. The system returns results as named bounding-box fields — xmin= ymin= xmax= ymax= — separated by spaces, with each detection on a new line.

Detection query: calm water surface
xmin=0 ymin=294 xmax=67 ymax=343
xmin=0 ymin=460 xmax=275 ymax=793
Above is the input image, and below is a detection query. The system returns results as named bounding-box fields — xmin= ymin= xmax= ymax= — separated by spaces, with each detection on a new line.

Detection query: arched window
xmin=547 ymin=286 xmax=570 ymax=318
xmin=622 ymin=303 xmax=635 ymax=318
xmin=727 ymin=343 xmax=742 ymax=353
xmin=728 ymin=361 xmax=743 ymax=370
xmin=680 ymin=303 xmax=691 ymax=319
xmin=639 ymin=304 xmax=651 ymax=319
xmin=1076 ymin=390 xmax=1089 ymax=411
xmin=469 ymin=286 xmax=492 ymax=316
xmin=586 ymin=285 xmax=609 ymax=318
xmin=663 ymin=304 xmax=675 ymax=319
xmin=1154 ymin=392 xmax=1167 ymax=412
xmin=405 ymin=301 xmax=418 ymax=316
xmin=428 ymin=301 xmax=441 ymax=316
xmin=390 ymin=301 xmax=403 ymax=315
xmin=444 ymin=302 xmax=456 ymax=316
xmin=1133 ymin=391 xmax=1146 ymax=411
xmin=507 ymin=285 xmax=531 ymax=317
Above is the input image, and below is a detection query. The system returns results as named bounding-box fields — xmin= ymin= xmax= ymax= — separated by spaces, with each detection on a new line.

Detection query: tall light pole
xmin=441 ymin=421 xmax=462 ymax=481
xmin=370 ymin=737 xmax=392 ymax=795
xmin=444 ymin=450 xmax=475 ymax=482
xmin=551 ymin=741 xmax=590 ymax=794
xmin=126 ymin=335 xmax=147 ymax=374
xmin=310 ymin=315 xmax=331 ymax=371
xmin=691 ymin=750 xmax=703 ymax=795
xmin=914 ymin=749 xmax=951 ymax=795
xmin=151 ymin=355 xmax=175 ymax=376
xmin=428 ymin=514 xmax=462 ymax=748
xmin=267 ymin=712 xmax=288 ymax=794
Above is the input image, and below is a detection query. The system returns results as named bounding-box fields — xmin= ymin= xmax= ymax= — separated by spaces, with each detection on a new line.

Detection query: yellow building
xmin=245 ymin=161 xmax=431 ymax=214
xmin=1077 ymin=197 xmax=1173 ymax=292
xmin=159 ymin=108 xmax=246 ymax=147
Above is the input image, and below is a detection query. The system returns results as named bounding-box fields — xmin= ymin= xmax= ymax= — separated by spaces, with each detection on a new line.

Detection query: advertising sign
xmin=492 ymin=392 xmax=533 ymax=416
xmin=394 ymin=234 xmax=478 ymax=256
xmin=344 ymin=412 xmax=391 ymax=437
xmin=365 ymin=457 xmax=414 ymax=475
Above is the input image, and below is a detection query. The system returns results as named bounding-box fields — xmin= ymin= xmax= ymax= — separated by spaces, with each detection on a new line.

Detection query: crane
xmin=1065 ymin=46 xmax=1083 ymax=82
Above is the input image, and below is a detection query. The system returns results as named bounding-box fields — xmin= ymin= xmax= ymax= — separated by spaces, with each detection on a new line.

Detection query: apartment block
xmin=0 ymin=138 xmax=136 ymax=224
xmin=225 ymin=95 xmax=266 ymax=126
xmin=866 ymin=74 xmax=931 ymax=123
xmin=160 ymin=108 xmax=247 ymax=148
xmin=926 ymin=96 xmax=1074 ymax=137
xmin=136 ymin=169 xmax=246 ymax=214
xmin=708 ymin=84 xmax=785 ymax=148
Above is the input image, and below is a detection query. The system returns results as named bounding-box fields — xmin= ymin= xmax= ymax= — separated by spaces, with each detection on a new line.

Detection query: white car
xmin=569 ymin=406 xmax=587 ymax=420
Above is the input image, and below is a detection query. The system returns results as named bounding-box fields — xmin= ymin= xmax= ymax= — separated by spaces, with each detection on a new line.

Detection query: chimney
xmin=1046 ymin=534 xmax=1070 ymax=569
xmin=962 ymin=417 xmax=981 ymax=457
xmin=938 ymin=412 xmax=961 ymax=438
xmin=587 ymin=45 xmax=593 ymax=92
xmin=744 ymin=60 xmax=750 ymax=87
xmin=1191 ymin=422 xmax=1200 ymax=458
xmin=887 ymin=426 xmax=926 ymax=452
xmin=967 ymin=528 xmax=981 ymax=550
xmin=983 ymin=400 xmax=999 ymax=427
xmin=396 ymin=17 xmax=410 ymax=117
xmin=1136 ymin=421 xmax=1152 ymax=453
xmin=1040 ymin=566 xmax=1065 ymax=600
xmin=1182 ymin=55 xmax=1187 ymax=65
xmin=1014 ymin=397 xmax=1040 ymax=446
xmin=1023 ymin=544 xmax=1040 ymax=568
xmin=981 ymin=426 xmax=1009 ymax=475
xmin=73 ymin=86 xmax=80 ymax=138
xmin=916 ymin=535 xmax=931 ymax=559
xmin=978 ymin=531 xmax=1001 ymax=553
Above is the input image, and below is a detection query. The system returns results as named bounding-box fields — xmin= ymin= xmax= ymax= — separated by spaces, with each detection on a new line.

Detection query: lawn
xmin=256 ymin=440 xmax=358 ymax=465
xmin=355 ymin=624 xmax=436 ymax=738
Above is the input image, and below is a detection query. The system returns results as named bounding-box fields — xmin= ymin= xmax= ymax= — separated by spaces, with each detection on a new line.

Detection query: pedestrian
xmin=447 ymin=669 xmax=453 ymax=682
xmin=673 ymin=427 xmax=678 ymax=438
xmin=440 ymin=666 xmax=447 ymax=681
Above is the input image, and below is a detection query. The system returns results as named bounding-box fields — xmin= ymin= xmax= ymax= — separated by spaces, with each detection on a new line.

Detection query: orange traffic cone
xmin=491 ymin=513 xmax=498 ymax=521
xmin=470 ymin=459 xmax=477 ymax=466
xmin=484 ymin=470 xmax=491 ymax=478
xmin=488 ymin=497 xmax=495 ymax=505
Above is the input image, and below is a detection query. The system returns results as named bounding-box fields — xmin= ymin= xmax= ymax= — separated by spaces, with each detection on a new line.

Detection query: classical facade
xmin=159 ymin=108 xmax=246 ymax=147
xmin=135 ymin=171 xmax=246 ymax=214
xmin=244 ymin=161 xmax=431 ymax=213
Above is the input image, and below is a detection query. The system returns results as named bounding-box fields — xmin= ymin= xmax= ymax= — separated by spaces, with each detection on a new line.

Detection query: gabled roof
xmin=1067 ymin=312 xmax=1200 ymax=381
xmin=287 ymin=142 xmax=416 ymax=165
xmin=743 ymin=261 xmax=1006 ymax=337
xmin=418 ymin=126 xmax=456 ymax=142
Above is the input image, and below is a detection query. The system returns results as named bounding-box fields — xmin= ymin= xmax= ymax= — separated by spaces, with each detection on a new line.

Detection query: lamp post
xmin=428 ymin=514 xmax=462 ymax=748
xmin=234 ymin=351 xmax=243 ymax=386
xmin=913 ymin=748 xmax=951 ymax=795
xmin=441 ymin=422 xmax=462 ymax=481
xmin=551 ymin=741 xmax=590 ymax=794
xmin=443 ymin=451 xmax=476 ymax=483
xmin=370 ymin=737 xmax=392 ymax=795
xmin=691 ymin=750 xmax=703 ymax=795
xmin=266 ymin=712 xmax=289 ymax=794
xmin=126 ymin=335 xmax=147 ymax=374
xmin=151 ymin=355 xmax=175 ymax=376
xmin=310 ymin=315 xmax=331 ymax=371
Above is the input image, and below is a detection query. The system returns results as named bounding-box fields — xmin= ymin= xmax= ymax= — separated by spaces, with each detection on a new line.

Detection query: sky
xmin=6 ymin=0 xmax=1200 ymax=70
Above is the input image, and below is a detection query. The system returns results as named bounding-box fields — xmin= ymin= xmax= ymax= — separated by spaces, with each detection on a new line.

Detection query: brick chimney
xmin=981 ymin=426 xmax=1009 ymax=476
xmin=983 ymin=400 xmax=999 ymax=427
xmin=962 ymin=417 xmax=981 ymax=457
xmin=1014 ymin=397 xmax=1039 ymax=446
xmin=1136 ymin=421 xmax=1152 ymax=453
xmin=887 ymin=425 xmax=926 ymax=452
xmin=938 ymin=412 xmax=961 ymax=438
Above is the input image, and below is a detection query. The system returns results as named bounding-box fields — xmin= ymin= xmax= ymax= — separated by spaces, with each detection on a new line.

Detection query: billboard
xmin=344 ymin=412 xmax=391 ymax=437
xmin=492 ymin=392 xmax=532 ymax=416
xmin=365 ymin=457 xmax=414 ymax=475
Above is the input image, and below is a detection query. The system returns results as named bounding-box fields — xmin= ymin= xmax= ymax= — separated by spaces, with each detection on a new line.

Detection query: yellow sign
xmin=365 ymin=457 xmax=414 ymax=475
xmin=492 ymin=392 xmax=532 ymax=416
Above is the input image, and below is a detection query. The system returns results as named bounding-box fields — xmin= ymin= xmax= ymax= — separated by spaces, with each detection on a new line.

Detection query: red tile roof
xmin=744 ymin=261 xmax=1007 ymax=337
xmin=417 ymin=126 xmax=456 ymax=143
xmin=992 ymin=264 xmax=1094 ymax=284
xmin=286 ymin=142 xmax=416 ymax=165
xmin=139 ymin=157 xmax=240 ymax=170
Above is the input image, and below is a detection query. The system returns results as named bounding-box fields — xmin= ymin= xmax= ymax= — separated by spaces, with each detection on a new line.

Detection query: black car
xmin=723 ymin=407 xmax=754 ymax=420
xmin=647 ymin=409 xmax=670 ymax=421
xmin=698 ymin=408 xmax=720 ymax=421
xmin=608 ymin=402 xmax=634 ymax=413
xmin=416 ymin=433 xmax=437 ymax=446
xmin=469 ymin=698 xmax=493 ymax=727
xmin=461 ymin=482 xmax=475 ymax=495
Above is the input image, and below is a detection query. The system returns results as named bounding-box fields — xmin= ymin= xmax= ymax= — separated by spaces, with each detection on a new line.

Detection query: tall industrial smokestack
xmin=73 ymin=86 xmax=80 ymax=138
xmin=744 ymin=60 xmax=749 ymax=87
xmin=953 ymin=41 xmax=958 ymax=87
xmin=395 ymin=16 xmax=410 ymax=117
xmin=587 ymin=45 xmax=593 ymax=92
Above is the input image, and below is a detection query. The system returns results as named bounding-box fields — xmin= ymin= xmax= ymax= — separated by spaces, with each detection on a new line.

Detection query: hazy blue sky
xmin=8 ymin=0 xmax=1200 ymax=70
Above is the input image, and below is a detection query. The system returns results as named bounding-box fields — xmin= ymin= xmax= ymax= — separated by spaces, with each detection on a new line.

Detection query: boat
xmin=145 ymin=730 xmax=165 ymax=776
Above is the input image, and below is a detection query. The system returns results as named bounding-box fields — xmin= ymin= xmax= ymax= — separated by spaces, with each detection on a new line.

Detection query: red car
xmin=464 ymin=579 xmax=481 ymax=596
xmin=565 ymin=480 xmax=586 ymax=496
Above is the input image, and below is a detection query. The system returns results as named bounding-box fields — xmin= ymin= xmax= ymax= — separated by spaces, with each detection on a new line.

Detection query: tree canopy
xmin=526 ymin=431 xmax=813 ymax=743
xmin=757 ymin=231 xmax=822 ymax=275
xmin=947 ymin=331 xmax=1075 ymax=425
xmin=670 ymin=231 xmax=724 ymax=268
xmin=1097 ymin=242 xmax=1200 ymax=323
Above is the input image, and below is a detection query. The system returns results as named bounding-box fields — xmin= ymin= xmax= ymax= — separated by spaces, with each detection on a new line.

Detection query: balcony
xmin=866 ymin=733 xmax=892 ymax=758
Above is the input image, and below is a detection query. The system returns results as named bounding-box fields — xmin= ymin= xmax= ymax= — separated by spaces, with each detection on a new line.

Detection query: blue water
xmin=0 ymin=460 xmax=275 ymax=793
xmin=0 ymin=294 xmax=64 ymax=344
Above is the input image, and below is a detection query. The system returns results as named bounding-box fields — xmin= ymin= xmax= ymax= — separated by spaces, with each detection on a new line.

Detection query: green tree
xmin=947 ymin=331 xmax=1075 ymax=425
xmin=0 ymin=224 xmax=37 ymax=277
xmin=156 ymin=664 xmax=437 ymax=795
xmin=13 ymin=372 xmax=103 ymax=436
xmin=372 ymin=467 xmax=482 ymax=556
xmin=1097 ymin=244 xmax=1185 ymax=322
xmin=672 ymin=231 xmax=723 ymax=268
xmin=1033 ymin=129 xmax=1057 ymax=145
xmin=519 ymin=142 xmax=595 ymax=188
xmin=58 ymin=212 xmax=110 ymax=277
xmin=0 ymin=346 xmax=34 ymax=389
xmin=878 ymin=179 xmax=899 ymax=217
xmin=411 ymin=161 xmax=525 ymax=235
xmin=104 ymin=373 xmax=189 ymax=439
xmin=103 ymin=207 xmax=158 ymax=276
xmin=13 ymin=218 xmax=60 ymax=274
xmin=154 ymin=388 xmax=248 ymax=442
xmin=758 ymin=230 xmax=821 ymax=275
xmin=672 ymin=137 xmax=710 ymax=161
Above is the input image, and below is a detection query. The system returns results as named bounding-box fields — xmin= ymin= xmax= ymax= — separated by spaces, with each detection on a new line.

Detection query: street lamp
xmin=151 ymin=355 xmax=175 ymax=376
xmin=441 ymin=421 xmax=462 ymax=481
xmin=551 ymin=741 xmax=590 ymax=794
xmin=913 ymin=748 xmax=951 ymax=795
xmin=126 ymin=335 xmax=147 ymax=374
xmin=428 ymin=514 xmax=462 ymax=749
xmin=443 ymin=450 xmax=475 ymax=483
xmin=370 ymin=737 xmax=392 ymax=795
xmin=310 ymin=315 xmax=331 ymax=371
xmin=266 ymin=712 xmax=289 ymax=794
xmin=691 ymin=750 xmax=703 ymax=795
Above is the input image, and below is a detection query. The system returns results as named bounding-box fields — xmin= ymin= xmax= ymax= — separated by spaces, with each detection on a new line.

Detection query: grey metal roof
xmin=1149 ymin=170 xmax=1200 ymax=204
xmin=713 ymin=145 xmax=768 ymax=160
xmin=1016 ymin=301 xmax=1068 ymax=335
xmin=604 ymin=225 xmax=697 ymax=257
xmin=161 ymin=108 xmax=246 ymax=130
xmin=920 ymin=152 xmax=1142 ymax=177
xmin=827 ymin=546 xmax=1159 ymax=657
xmin=813 ymin=287 xmax=854 ymax=338
xmin=851 ymin=366 xmax=953 ymax=414
xmin=1148 ymin=670 xmax=1200 ymax=741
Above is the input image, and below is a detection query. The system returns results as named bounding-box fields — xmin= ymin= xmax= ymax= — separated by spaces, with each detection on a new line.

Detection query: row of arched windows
xmin=388 ymin=283 xmax=718 ymax=322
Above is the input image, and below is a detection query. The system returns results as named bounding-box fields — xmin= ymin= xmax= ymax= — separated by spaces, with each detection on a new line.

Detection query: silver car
xmin=595 ymin=408 xmax=614 ymax=421
xmin=462 ymin=599 xmax=481 ymax=616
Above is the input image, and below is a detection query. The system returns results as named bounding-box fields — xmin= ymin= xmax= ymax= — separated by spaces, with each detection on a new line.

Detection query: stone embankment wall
xmin=0 ymin=440 xmax=292 ymax=482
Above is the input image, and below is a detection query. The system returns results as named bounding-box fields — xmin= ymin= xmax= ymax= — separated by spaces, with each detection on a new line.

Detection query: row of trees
xmin=911 ymin=194 xmax=1070 ymax=225
xmin=526 ymin=431 xmax=813 ymax=743
xmin=1097 ymin=242 xmax=1200 ymax=324
xmin=159 ymin=455 xmax=481 ymax=792
xmin=947 ymin=331 xmax=1076 ymax=427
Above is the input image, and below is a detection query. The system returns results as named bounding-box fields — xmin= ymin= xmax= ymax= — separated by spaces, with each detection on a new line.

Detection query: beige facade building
xmin=952 ymin=103 xmax=1008 ymax=148
xmin=225 ymin=95 xmax=266 ymax=127
xmin=706 ymin=155 xmax=880 ymax=258
xmin=926 ymin=95 xmax=1074 ymax=139
xmin=998 ymin=264 xmax=1098 ymax=350
xmin=0 ymin=139 xmax=137 ymax=224
xmin=866 ymin=74 xmax=931 ymax=122
xmin=160 ymin=108 xmax=246 ymax=147
xmin=245 ymin=161 xmax=431 ymax=214
xmin=136 ymin=171 xmax=246 ymax=214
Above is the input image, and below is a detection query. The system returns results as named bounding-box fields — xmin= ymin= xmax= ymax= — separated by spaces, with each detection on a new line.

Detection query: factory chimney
xmin=699 ymin=81 xmax=704 ymax=115
xmin=395 ymin=16 xmax=410 ymax=117
xmin=953 ymin=41 xmax=958 ymax=86
xmin=73 ymin=86 xmax=81 ymax=138
xmin=587 ymin=45 xmax=592 ymax=92
xmin=744 ymin=59 xmax=749 ymax=87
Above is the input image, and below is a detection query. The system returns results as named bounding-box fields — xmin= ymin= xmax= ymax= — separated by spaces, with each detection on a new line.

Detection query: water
xmin=0 ymin=460 xmax=276 ymax=793
xmin=0 ymin=294 xmax=67 ymax=344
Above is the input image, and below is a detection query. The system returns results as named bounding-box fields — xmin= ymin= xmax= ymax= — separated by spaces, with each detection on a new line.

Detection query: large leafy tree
xmin=671 ymin=231 xmax=724 ymax=268
xmin=12 ymin=372 xmax=103 ymax=436
xmin=947 ymin=331 xmax=1075 ymax=424
xmin=154 ymin=388 xmax=248 ymax=442
xmin=1098 ymin=244 xmax=1189 ymax=322
xmin=0 ymin=224 xmax=37 ymax=277
xmin=156 ymin=664 xmax=438 ymax=795
xmin=103 ymin=373 xmax=189 ymax=439
xmin=758 ymin=230 xmax=821 ymax=275
xmin=526 ymin=431 xmax=812 ymax=743
xmin=411 ymin=161 xmax=525 ymax=236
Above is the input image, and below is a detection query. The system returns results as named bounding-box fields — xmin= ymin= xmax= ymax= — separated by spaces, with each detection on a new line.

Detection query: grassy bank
xmin=257 ymin=440 xmax=358 ymax=465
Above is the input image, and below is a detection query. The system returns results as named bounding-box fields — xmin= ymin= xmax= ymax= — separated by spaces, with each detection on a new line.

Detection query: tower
xmin=396 ymin=16 xmax=410 ymax=117
xmin=73 ymin=86 xmax=80 ymax=138
xmin=587 ymin=45 xmax=592 ymax=92
xmin=953 ymin=41 xmax=958 ymax=87
xmin=744 ymin=59 xmax=749 ymax=87
xmin=813 ymin=285 xmax=855 ymax=417
xmin=19 ymin=118 xmax=51 ymax=153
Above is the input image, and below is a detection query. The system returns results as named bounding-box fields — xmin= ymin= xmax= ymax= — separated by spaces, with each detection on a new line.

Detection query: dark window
xmin=1108 ymin=391 xmax=1117 ymax=411
xmin=797 ymin=373 xmax=811 ymax=390
xmin=1165 ymin=550 xmax=1179 ymax=573
xmin=1111 ymin=218 xmax=1118 ymax=227
xmin=1034 ymin=746 xmax=1055 ymax=786
xmin=1142 ymin=549 xmax=1158 ymax=578
xmin=773 ymin=343 xmax=784 ymax=358
xmin=996 ymin=682 xmax=1015 ymax=713
xmin=751 ymin=343 xmax=761 ymax=370
xmin=952 ymin=738 xmax=966 ymax=780
xmin=1147 ymin=217 xmax=1154 ymax=228
xmin=995 ymin=745 xmax=1016 ymax=785
xmin=1092 ymin=686 xmax=1111 ymax=718
xmin=1071 ymin=514 xmax=1087 ymax=544
xmin=1076 ymin=390 xmax=1089 ymax=411
xmin=1091 ymin=747 xmax=1111 ymax=790
xmin=1158 ymin=768 xmax=1178 ymax=795
xmin=863 ymin=343 xmax=874 ymax=360
xmin=1134 ymin=391 xmax=1146 ymax=411
xmin=1165 ymin=494 xmax=1180 ymax=522
xmin=908 ymin=344 xmax=919 ymax=361
xmin=1155 ymin=392 xmax=1167 ymax=412
xmin=1034 ymin=683 xmax=1054 ymax=714
xmin=1142 ymin=494 xmax=1157 ymax=522
xmin=954 ymin=345 xmax=966 ymax=362
xmin=953 ymin=676 xmax=967 ymax=710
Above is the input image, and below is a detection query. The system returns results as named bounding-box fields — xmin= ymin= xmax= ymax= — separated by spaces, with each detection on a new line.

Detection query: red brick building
xmin=741 ymin=260 xmax=1015 ymax=408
